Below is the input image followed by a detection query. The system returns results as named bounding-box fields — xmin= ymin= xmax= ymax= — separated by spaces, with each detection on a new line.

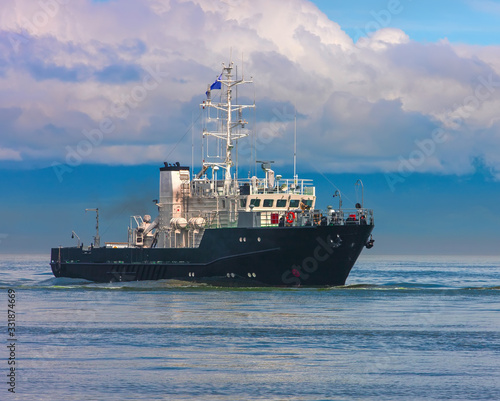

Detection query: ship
xmin=50 ymin=62 xmax=375 ymax=286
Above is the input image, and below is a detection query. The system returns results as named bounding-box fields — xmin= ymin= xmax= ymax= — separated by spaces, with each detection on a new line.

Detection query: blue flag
xmin=210 ymin=74 xmax=222 ymax=90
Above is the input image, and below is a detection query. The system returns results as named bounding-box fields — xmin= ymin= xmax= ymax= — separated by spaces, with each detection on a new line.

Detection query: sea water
xmin=0 ymin=254 xmax=499 ymax=401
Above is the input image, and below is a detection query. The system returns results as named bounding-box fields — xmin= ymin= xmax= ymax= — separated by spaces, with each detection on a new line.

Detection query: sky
xmin=1 ymin=0 xmax=500 ymax=255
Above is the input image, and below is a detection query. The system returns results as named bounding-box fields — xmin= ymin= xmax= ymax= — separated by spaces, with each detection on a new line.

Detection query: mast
xmin=201 ymin=62 xmax=254 ymax=196
xmin=224 ymin=64 xmax=233 ymax=193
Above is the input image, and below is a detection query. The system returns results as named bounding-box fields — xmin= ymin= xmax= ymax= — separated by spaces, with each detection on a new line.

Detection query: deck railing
xmin=237 ymin=177 xmax=315 ymax=196
xmin=201 ymin=208 xmax=374 ymax=229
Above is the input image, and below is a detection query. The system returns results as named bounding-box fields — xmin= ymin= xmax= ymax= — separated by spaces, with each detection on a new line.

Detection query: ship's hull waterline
xmin=51 ymin=225 xmax=373 ymax=286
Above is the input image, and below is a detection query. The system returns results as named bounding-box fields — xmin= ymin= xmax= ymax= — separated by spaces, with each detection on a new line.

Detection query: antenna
xmin=85 ymin=208 xmax=100 ymax=247
xmin=253 ymin=86 xmax=256 ymax=176
xmin=293 ymin=105 xmax=297 ymax=184
xmin=256 ymin=160 xmax=275 ymax=171
xmin=355 ymin=179 xmax=364 ymax=209
xmin=191 ymin=113 xmax=194 ymax=177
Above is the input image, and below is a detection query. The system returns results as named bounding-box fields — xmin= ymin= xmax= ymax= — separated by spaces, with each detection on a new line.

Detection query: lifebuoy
xmin=286 ymin=212 xmax=295 ymax=223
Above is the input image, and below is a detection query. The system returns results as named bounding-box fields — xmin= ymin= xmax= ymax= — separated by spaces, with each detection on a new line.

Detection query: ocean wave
xmin=3 ymin=278 xmax=499 ymax=292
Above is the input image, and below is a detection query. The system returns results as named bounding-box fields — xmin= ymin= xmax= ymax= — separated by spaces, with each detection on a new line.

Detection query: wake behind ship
xmin=50 ymin=62 xmax=375 ymax=286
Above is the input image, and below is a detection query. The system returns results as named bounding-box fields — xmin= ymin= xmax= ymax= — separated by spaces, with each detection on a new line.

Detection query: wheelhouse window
xmin=303 ymin=199 xmax=313 ymax=207
xmin=250 ymin=199 xmax=261 ymax=207
xmin=263 ymin=199 xmax=274 ymax=207
xmin=240 ymin=198 xmax=247 ymax=208
xmin=276 ymin=199 xmax=287 ymax=208
xmin=289 ymin=199 xmax=300 ymax=208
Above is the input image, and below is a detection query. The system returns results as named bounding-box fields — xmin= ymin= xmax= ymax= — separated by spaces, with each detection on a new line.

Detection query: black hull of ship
xmin=50 ymin=225 xmax=373 ymax=286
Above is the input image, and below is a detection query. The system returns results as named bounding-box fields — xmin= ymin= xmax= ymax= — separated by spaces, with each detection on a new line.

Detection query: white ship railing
xmin=191 ymin=177 xmax=315 ymax=197
xmin=237 ymin=178 xmax=315 ymax=195
xmin=199 ymin=208 xmax=374 ymax=229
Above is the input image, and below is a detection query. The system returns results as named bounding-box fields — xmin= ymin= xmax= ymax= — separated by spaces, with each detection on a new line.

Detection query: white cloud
xmin=0 ymin=0 xmax=500 ymax=177
xmin=0 ymin=147 xmax=21 ymax=161
xmin=356 ymin=27 xmax=410 ymax=51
